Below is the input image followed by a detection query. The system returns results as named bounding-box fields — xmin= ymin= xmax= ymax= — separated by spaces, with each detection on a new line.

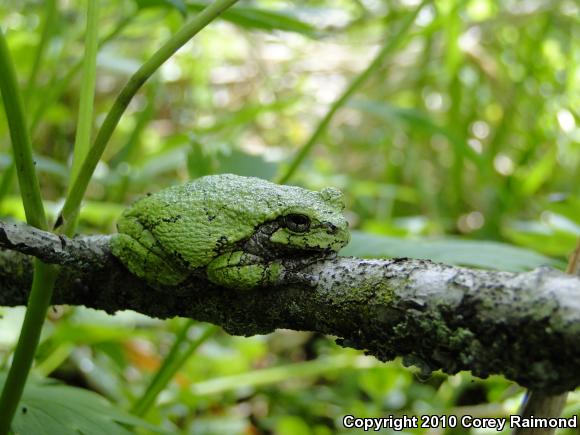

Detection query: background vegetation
xmin=0 ymin=0 xmax=578 ymax=433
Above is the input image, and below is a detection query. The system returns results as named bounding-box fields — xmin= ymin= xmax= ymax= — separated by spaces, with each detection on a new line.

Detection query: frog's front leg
xmin=206 ymin=252 xmax=317 ymax=290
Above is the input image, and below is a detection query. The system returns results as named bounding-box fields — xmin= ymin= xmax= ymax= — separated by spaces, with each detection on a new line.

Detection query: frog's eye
xmin=283 ymin=214 xmax=311 ymax=233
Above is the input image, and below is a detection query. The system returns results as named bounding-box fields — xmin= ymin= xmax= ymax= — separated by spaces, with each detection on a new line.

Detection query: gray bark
xmin=1 ymin=220 xmax=580 ymax=394
xmin=513 ymin=242 xmax=580 ymax=434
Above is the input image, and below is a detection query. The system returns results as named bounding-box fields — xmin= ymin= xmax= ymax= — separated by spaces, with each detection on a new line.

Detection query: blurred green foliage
xmin=0 ymin=0 xmax=578 ymax=433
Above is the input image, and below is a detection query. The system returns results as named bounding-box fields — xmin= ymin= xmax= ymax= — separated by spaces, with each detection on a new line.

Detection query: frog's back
xmin=130 ymin=174 xmax=295 ymax=269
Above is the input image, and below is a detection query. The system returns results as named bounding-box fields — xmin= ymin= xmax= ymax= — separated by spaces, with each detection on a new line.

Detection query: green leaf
xmin=0 ymin=153 xmax=69 ymax=181
xmin=135 ymin=145 xmax=191 ymax=181
xmin=342 ymin=231 xmax=562 ymax=271
xmin=504 ymin=218 xmax=579 ymax=257
xmin=216 ymin=149 xmax=278 ymax=180
xmin=0 ymin=373 xmax=164 ymax=435
xmin=135 ymin=0 xmax=187 ymax=17
xmin=546 ymin=196 xmax=580 ymax=225
xmin=187 ymin=136 xmax=217 ymax=178
xmin=515 ymin=149 xmax=557 ymax=196
xmin=187 ymin=2 xmax=317 ymax=35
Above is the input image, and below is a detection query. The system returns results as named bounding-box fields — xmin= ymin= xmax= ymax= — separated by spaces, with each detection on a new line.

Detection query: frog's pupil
xmin=284 ymin=214 xmax=310 ymax=232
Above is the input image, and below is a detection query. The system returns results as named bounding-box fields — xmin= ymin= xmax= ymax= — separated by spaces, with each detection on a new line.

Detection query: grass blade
xmin=131 ymin=323 xmax=218 ymax=416
xmin=70 ymin=0 xmax=99 ymax=185
xmin=0 ymin=30 xmax=47 ymax=230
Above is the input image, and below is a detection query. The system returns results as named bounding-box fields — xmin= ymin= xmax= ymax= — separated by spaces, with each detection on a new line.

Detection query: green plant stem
xmin=131 ymin=323 xmax=218 ymax=417
xmin=56 ymin=0 xmax=240 ymax=236
xmin=0 ymin=30 xmax=47 ymax=230
xmin=276 ymin=1 xmax=427 ymax=184
xmin=109 ymin=82 xmax=158 ymax=170
xmin=0 ymin=28 xmax=57 ymax=435
xmin=0 ymin=261 xmax=58 ymax=435
xmin=70 ymin=0 xmax=99 ymax=186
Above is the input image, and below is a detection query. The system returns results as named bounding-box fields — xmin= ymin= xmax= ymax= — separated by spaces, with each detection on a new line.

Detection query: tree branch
xmin=513 ymin=238 xmax=580 ymax=434
xmin=1 ymin=220 xmax=580 ymax=393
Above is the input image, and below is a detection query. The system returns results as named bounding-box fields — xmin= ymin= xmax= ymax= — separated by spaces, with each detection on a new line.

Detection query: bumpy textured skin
xmin=110 ymin=174 xmax=350 ymax=290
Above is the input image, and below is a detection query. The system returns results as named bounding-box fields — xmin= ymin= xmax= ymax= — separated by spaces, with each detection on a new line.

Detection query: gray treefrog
xmin=110 ymin=174 xmax=350 ymax=290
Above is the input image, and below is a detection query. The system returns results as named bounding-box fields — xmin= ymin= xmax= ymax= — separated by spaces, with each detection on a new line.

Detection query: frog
xmin=110 ymin=174 xmax=350 ymax=290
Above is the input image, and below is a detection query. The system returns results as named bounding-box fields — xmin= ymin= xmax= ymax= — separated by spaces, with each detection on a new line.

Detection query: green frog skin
xmin=111 ymin=174 xmax=350 ymax=290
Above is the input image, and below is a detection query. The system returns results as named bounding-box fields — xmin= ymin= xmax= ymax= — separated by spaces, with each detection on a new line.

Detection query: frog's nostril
xmin=325 ymin=222 xmax=338 ymax=234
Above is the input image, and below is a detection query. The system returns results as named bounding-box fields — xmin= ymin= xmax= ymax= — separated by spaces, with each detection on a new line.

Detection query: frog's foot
xmin=206 ymin=251 xmax=318 ymax=290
